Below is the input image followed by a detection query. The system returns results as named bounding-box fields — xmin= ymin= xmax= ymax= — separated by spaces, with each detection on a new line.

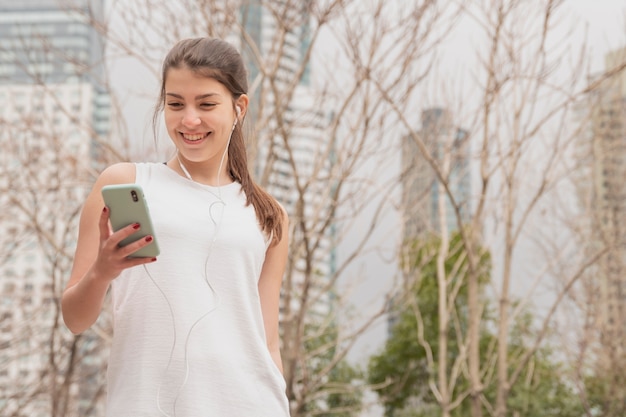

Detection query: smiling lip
xmin=180 ymin=131 xmax=210 ymax=142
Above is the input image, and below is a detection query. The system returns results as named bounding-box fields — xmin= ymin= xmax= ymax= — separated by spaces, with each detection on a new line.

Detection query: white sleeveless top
xmin=106 ymin=162 xmax=290 ymax=417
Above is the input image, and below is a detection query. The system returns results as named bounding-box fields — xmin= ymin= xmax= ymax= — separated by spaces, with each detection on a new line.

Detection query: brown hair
xmin=153 ymin=37 xmax=283 ymax=244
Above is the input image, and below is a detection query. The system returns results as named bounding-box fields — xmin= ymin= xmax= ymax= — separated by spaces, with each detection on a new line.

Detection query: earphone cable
xmin=142 ymin=263 xmax=177 ymax=417
xmin=154 ymin=121 xmax=234 ymax=416
xmin=172 ymin=201 xmax=223 ymax=415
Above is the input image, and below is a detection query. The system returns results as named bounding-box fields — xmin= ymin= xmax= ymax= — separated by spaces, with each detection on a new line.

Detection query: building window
xmin=0 ymin=64 xmax=16 ymax=76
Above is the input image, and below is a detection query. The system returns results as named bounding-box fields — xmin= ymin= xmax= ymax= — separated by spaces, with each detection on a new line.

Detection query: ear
xmin=235 ymin=94 xmax=249 ymax=119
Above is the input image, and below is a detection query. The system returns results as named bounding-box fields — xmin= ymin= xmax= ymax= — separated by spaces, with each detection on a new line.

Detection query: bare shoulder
xmin=82 ymin=162 xmax=136 ymax=212
xmin=274 ymin=200 xmax=289 ymax=245
xmin=97 ymin=162 xmax=136 ymax=186
xmin=279 ymin=202 xmax=289 ymax=226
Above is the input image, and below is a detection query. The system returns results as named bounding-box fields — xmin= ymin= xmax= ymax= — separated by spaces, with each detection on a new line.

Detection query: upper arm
xmin=258 ymin=206 xmax=289 ymax=350
xmin=64 ymin=162 xmax=136 ymax=292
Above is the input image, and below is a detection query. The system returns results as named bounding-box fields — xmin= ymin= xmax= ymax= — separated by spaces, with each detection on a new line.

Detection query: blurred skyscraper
xmin=390 ymin=108 xmax=472 ymax=336
xmin=401 ymin=107 xmax=472 ymax=243
xmin=0 ymin=0 xmax=110 ymax=159
xmin=575 ymin=46 xmax=626 ymax=368
xmin=0 ymin=0 xmax=109 ymax=415
xmin=241 ymin=0 xmax=336 ymax=320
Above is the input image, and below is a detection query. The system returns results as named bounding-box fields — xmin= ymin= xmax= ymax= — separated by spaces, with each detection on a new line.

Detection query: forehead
xmin=164 ymin=67 xmax=228 ymax=96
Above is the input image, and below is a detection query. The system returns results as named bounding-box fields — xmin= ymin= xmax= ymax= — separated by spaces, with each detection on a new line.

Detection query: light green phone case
xmin=101 ymin=184 xmax=160 ymax=258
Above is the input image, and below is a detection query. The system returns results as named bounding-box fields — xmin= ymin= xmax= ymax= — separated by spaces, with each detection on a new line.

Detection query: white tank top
xmin=106 ymin=162 xmax=290 ymax=417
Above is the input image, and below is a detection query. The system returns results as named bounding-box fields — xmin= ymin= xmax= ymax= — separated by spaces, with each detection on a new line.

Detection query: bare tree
xmin=0 ymin=1 xmax=128 ymax=415
xmin=0 ymin=78 xmax=111 ymax=416
xmin=369 ymin=1 xmax=622 ymax=416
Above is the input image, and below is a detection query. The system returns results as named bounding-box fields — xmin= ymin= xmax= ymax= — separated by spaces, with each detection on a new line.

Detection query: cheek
xmin=163 ymin=111 xmax=178 ymax=131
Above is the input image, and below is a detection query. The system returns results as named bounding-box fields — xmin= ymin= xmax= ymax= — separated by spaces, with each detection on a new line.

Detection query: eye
xmin=167 ymin=102 xmax=183 ymax=109
xmin=200 ymin=103 xmax=216 ymax=109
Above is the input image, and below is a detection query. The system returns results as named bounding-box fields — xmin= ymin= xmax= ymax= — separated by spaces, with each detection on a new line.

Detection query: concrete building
xmin=390 ymin=108 xmax=472 ymax=336
xmin=575 ymin=46 xmax=626 ymax=363
xmin=401 ymin=107 xmax=472 ymax=243
xmin=241 ymin=0 xmax=336 ymax=320
xmin=0 ymin=1 xmax=109 ymax=416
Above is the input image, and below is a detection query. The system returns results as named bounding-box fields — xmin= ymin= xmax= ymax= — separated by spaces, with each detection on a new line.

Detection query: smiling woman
xmin=162 ymin=68 xmax=244 ymax=184
xmin=61 ymin=37 xmax=291 ymax=417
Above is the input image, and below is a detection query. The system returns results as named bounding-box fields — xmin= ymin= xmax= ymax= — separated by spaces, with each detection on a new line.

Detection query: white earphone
xmin=232 ymin=106 xmax=241 ymax=130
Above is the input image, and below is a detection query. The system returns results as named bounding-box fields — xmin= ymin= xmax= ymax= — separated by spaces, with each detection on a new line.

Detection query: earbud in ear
xmin=231 ymin=106 xmax=241 ymax=131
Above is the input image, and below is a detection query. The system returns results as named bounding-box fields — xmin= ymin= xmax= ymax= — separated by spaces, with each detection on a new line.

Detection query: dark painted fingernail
xmin=133 ymin=223 xmax=140 ymax=230
xmin=145 ymin=236 xmax=153 ymax=242
xmin=151 ymin=257 xmax=157 ymax=262
xmin=103 ymin=206 xmax=108 ymax=213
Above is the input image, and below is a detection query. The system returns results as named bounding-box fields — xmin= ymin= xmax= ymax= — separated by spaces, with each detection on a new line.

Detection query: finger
xmin=98 ymin=206 xmax=111 ymax=242
xmin=124 ymin=255 xmax=158 ymax=269
xmin=108 ymin=222 xmax=141 ymax=248
xmin=118 ymin=235 xmax=155 ymax=258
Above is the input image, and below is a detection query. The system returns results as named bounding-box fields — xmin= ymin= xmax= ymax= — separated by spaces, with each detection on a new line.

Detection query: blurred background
xmin=0 ymin=1 xmax=625 ymax=416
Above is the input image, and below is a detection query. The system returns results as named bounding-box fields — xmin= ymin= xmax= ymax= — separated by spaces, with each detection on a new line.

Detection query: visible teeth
xmin=183 ymin=133 xmax=205 ymax=141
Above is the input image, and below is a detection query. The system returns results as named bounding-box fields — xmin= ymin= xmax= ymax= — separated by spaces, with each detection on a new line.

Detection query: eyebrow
xmin=165 ymin=93 xmax=221 ymax=100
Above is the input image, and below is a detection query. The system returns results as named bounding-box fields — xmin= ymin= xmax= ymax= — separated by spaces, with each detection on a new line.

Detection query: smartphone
xmin=101 ymin=184 xmax=160 ymax=258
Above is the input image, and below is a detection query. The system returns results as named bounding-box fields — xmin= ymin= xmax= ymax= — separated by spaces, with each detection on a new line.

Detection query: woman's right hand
xmin=91 ymin=205 xmax=157 ymax=283
xmin=62 ymin=162 xmax=147 ymax=334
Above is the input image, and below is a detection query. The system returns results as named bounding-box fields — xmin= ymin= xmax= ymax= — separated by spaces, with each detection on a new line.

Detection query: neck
xmin=174 ymin=154 xmax=231 ymax=187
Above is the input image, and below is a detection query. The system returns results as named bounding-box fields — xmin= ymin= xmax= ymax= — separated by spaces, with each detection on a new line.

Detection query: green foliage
xmin=584 ymin=355 xmax=626 ymax=417
xmin=486 ymin=311 xmax=583 ymax=417
xmin=368 ymin=231 xmax=490 ymax=416
xmin=367 ymin=231 xmax=582 ymax=417
xmin=302 ymin=319 xmax=364 ymax=417
xmin=504 ymin=355 xmax=583 ymax=417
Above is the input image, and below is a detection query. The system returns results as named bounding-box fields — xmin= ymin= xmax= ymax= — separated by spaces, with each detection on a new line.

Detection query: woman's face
xmin=163 ymin=66 xmax=238 ymax=166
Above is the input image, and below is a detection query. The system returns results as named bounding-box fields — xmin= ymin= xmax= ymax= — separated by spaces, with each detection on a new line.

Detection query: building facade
xmin=0 ymin=1 xmax=109 ymax=416
xmin=391 ymin=108 xmax=472 ymax=335
xmin=401 ymin=107 xmax=472 ymax=243
xmin=575 ymin=46 xmax=626 ymax=374
xmin=241 ymin=0 xmax=336 ymax=321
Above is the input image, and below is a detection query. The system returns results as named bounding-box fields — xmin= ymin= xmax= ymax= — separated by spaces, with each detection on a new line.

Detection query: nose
xmin=181 ymin=110 xmax=201 ymax=127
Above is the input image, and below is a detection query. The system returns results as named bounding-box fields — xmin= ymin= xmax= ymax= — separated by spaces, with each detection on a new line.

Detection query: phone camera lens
xmin=131 ymin=190 xmax=139 ymax=202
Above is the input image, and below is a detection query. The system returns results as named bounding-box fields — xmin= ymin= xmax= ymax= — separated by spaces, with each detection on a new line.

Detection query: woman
xmin=62 ymin=37 xmax=291 ymax=417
